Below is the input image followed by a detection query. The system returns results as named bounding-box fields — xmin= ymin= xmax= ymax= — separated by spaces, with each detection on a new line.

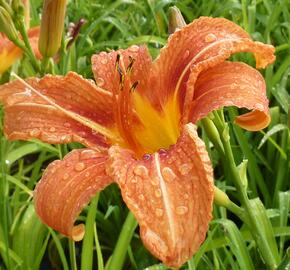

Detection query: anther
xmin=126 ymin=56 xmax=135 ymax=74
xmin=130 ymin=81 xmax=139 ymax=92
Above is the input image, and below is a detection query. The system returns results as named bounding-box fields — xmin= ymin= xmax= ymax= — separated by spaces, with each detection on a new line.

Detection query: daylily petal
xmin=0 ymin=72 xmax=114 ymax=148
xmin=91 ymin=45 xmax=152 ymax=94
xmin=190 ymin=62 xmax=270 ymax=131
xmin=0 ymin=27 xmax=41 ymax=74
xmin=34 ymin=149 xmax=113 ymax=241
xmin=0 ymin=34 xmax=22 ymax=74
xmin=147 ymin=17 xmax=275 ymax=111
xmin=107 ymin=123 xmax=214 ymax=268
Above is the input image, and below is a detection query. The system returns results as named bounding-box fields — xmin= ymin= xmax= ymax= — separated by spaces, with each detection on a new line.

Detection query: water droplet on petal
xmin=100 ymin=58 xmax=108 ymax=64
xmin=60 ymin=135 xmax=71 ymax=143
xmin=138 ymin=194 xmax=145 ymax=201
xmin=150 ymin=177 xmax=159 ymax=186
xmin=64 ymin=122 xmax=71 ymax=128
xmin=85 ymin=172 xmax=90 ymax=177
xmin=49 ymin=127 xmax=56 ymax=132
xmin=80 ymin=149 xmax=98 ymax=160
xmin=96 ymin=77 xmax=105 ymax=86
xmin=133 ymin=165 xmax=148 ymax=177
xmin=255 ymin=104 xmax=264 ymax=111
xmin=63 ymin=173 xmax=69 ymax=180
xmin=176 ymin=206 xmax=188 ymax=215
xmin=75 ymin=162 xmax=86 ymax=172
xmin=29 ymin=129 xmax=41 ymax=137
xmin=205 ymin=33 xmax=217 ymax=43
xmin=129 ymin=45 xmax=139 ymax=52
xmin=130 ymin=176 xmax=138 ymax=183
xmin=155 ymin=208 xmax=164 ymax=217
xmin=179 ymin=163 xmax=193 ymax=175
xmin=162 ymin=167 xmax=176 ymax=182
xmin=183 ymin=49 xmax=190 ymax=59
xmin=154 ymin=188 xmax=162 ymax=198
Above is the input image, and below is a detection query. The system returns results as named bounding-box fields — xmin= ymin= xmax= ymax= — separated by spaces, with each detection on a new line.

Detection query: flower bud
xmin=38 ymin=0 xmax=67 ymax=57
xmin=168 ymin=6 xmax=186 ymax=34
xmin=0 ymin=6 xmax=19 ymax=42
xmin=237 ymin=160 xmax=248 ymax=190
xmin=214 ymin=186 xmax=230 ymax=207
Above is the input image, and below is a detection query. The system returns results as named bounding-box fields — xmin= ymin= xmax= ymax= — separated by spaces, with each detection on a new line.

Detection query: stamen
xmin=11 ymin=72 xmax=122 ymax=143
xmin=126 ymin=56 xmax=135 ymax=74
xmin=116 ymin=54 xmax=125 ymax=90
xmin=130 ymin=80 xmax=139 ymax=93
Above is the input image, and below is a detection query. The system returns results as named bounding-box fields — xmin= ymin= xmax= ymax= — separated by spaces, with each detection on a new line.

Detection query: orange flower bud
xmin=38 ymin=0 xmax=67 ymax=57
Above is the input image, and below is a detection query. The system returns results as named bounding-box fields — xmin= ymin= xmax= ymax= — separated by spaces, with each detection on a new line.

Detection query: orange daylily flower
xmin=0 ymin=17 xmax=275 ymax=268
xmin=0 ymin=26 xmax=41 ymax=75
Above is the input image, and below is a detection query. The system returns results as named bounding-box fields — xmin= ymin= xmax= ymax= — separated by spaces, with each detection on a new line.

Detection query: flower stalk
xmin=107 ymin=211 xmax=138 ymax=270
xmin=210 ymin=112 xmax=279 ymax=269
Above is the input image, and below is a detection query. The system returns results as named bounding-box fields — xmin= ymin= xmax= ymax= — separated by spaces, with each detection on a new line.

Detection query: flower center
xmin=110 ymin=53 xmax=181 ymax=157
xmin=131 ymin=93 xmax=181 ymax=155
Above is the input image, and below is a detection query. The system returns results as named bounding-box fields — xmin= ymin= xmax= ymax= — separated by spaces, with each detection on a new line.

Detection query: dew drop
xmin=63 ymin=173 xmax=69 ymax=180
xmin=85 ymin=172 xmax=90 ymax=177
xmin=162 ymin=167 xmax=176 ymax=182
xmin=64 ymin=122 xmax=71 ymax=128
xmin=138 ymin=194 xmax=145 ymax=201
xmin=133 ymin=165 xmax=148 ymax=177
xmin=80 ymin=149 xmax=98 ymax=160
xmin=255 ymin=104 xmax=264 ymax=111
xmin=205 ymin=33 xmax=217 ymax=43
xmin=75 ymin=162 xmax=86 ymax=172
xmin=183 ymin=49 xmax=190 ymax=59
xmin=60 ymin=135 xmax=71 ymax=142
xmin=129 ymin=45 xmax=139 ymax=52
xmin=130 ymin=176 xmax=138 ymax=183
xmin=29 ymin=129 xmax=41 ymax=137
xmin=179 ymin=163 xmax=193 ymax=175
xmin=150 ymin=177 xmax=159 ymax=186
xmin=154 ymin=188 xmax=162 ymax=198
xmin=78 ymin=131 xmax=87 ymax=137
xmin=155 ymin=208 xmax=164 ymax=217
xmin=96 ymin=77 xmax=105 ymax=87
xmin=100 ymin=58 xmax=108 ymax=64
xmin=176 ymin=206 xmax=188 ymax=215
xmin=49 ymin=127 xmax=56 ymax=132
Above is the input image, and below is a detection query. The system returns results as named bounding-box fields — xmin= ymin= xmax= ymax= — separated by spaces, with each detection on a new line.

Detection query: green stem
xmin=41 ymin=57 xmax=50 ymax=75
xmin=81 ymin=194 xmax=99 ymax=270
xmin=214 ymin=115 xmax=278 ymax=269
xmin=107 ymin=211 xmax=138 ymax=270
xmin=17 ymin=23 xmax=40 ymax=73
xmin=68 ymin=240 xmax=77 ymax=270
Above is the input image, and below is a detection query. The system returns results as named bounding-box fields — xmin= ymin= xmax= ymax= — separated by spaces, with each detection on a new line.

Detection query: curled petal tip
xmin=72 ymin=224 xmax=85 ymax=241
xmin=235 ymin=110 xmax=271 ymax=131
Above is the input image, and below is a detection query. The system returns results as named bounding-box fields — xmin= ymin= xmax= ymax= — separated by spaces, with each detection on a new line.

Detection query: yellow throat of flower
xmin=131 ymin=93 xmax=181 ymax=155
